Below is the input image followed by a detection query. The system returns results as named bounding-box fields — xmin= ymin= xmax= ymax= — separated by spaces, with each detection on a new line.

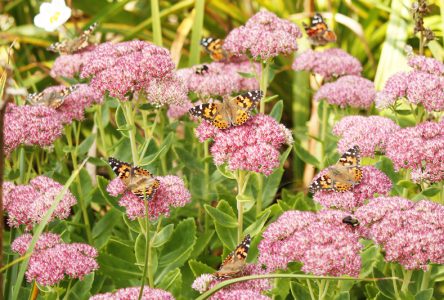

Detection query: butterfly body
xmin=214 ymin=235 xmax=251 ymax=279
xmin=200 ymin=37 xmax=228 ymax=61
xmin=108 ymin=157 xmax=160 ymax=200
xmin=27 ymin=85 xmax=78 ymax=109
xmin=47 ymin=22 xmax=98 ymax=55
xmin=189 ymin=90 xmax=263 ymax=129
xmin=309 ymin=146 xmax=363 ymax=193
xmin=303 ymin=13 xmax=336 ymax=46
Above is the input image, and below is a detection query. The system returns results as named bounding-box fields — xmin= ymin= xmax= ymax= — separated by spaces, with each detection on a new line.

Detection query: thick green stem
xmin=402 ymin=169 xmax=411 ymax=198
xmin=306 ymin=279 xmax=316 ymax=300
xmin=150 ymin=0 xmax=163 ymax=46
xmin=122 ymin=102 xmax=139 ymax=165
xmin=236 ymin=170 xmax=247 ymax=243
xmin=95 ymin=105 xmax=107 ymax=156
xmin=256 ymin=174 xmax=264 ymax=217
xmin=259 ymin=60 xmax=270 ymax=114
xmin=391 ymin=264 xmax=401 ymax=300
xmin=320 ymin=101 xmax=328 ymax=169
xmin=317 ymin=280 xmax=325 ymax=300
xmin=401 ymin=269 xmax=413 ymax=293
xmin=439 ymin=182 xmax=444 ymax=205
xmin=420 ymin=266 xmax=431 ymax=290
xmin=138 ymin=196 xmax=152 ymax=299
xmin=203 ymin=140 xmax=210 ymax=233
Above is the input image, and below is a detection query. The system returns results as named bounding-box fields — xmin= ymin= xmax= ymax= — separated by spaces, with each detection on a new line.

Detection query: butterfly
xmin=47 ymin=22 xmax=98 ymax=55
xmin=303 ymin=13 xmax=337 ymax=46
xmin=214 ymin=235 xmax=251 ymax=279
xmin=27 ymin=85 xmax=78 ymax=109
xmin=309 ymin=145 xmax=363 ymax=193
xmin=342 ymin=216 xmax=360 ymax=227
xmin=195 ymin=64 xmax=209 ymax=75
xmin=189 ymin=90 xmax=263 ymax=129
xmin=108 ymin=157 xmax=160 ymax=201
xmin=200 ymin=37 xmax=229 ymax=61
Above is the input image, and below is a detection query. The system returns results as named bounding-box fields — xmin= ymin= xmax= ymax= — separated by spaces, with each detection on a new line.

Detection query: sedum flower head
xmin=313 ymin=166 xmax=392 ymax=211
xmin=210 ymin=289 xmax=271 ymax=300
xmin=34 ymin=0 xmax=71 ymax=32
xmin=355 ymin=197 xmax=444 ymax=270
xmin=177 ymin=61 xmax=260 ymax=97
xmin=107 ymin=175 xmax=191 ymax=220
xmin=138 ymin=74 xmax=188 ymax=107
xmin=3 ymin=176 xmax=76 ymax=230
xmin=333 ymin=115 xmax=400 ymax=157
xmin=224 ymin=10 xmax=301 ymax=60
xmin=50 ymin=46 xmax=96 ymax=78
xmin=314 ymin=75 xmax=375 ymax=109
xmin=292 ymin=48 xmax=362 ymax=80
xmin=90 ymin=287 xmax=174 ymax=300
xmin=385 ymin=121 xmax=444 ymax=183
xmin=195 ymin=114 xmax=293 ymax=176
xmin=12 ymin=233 xmax=98 ymax=286
xmin=258 ymin=210 xmax=362 ymax=277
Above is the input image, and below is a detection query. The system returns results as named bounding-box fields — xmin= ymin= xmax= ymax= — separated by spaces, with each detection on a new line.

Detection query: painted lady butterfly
xmin=342 ymin=216 xmax=360 ymax=227
xmin=108 ymin=157 xmax=160 ymax=201
xmin=303 ymin=13 xmax=337 ymax=46
xmin=189 ymin=90 xmax=263 ymax=130
xmin=47 ymin=22 xmax=98 ymax=55
xmin=309 ymin=146 xmax=363 ymax=193
xmin=214 ymin=235 xmax=251 ymax=279
xmin=27 ymin=85 xmax=78 ymax=109
xmin=194 ymin=64 xmax=209 ymax=75
xmin=200 ymin=37 xmax=229 ymax=61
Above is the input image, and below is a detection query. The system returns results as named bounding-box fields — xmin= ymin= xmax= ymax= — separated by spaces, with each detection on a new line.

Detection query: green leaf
xmin=290 ymin=281 xmax=311 ymax=300
xmin=78 ymin=133 xmax=96 ymax=155
xmin=157 ymin=268 xmax=183 ymax=297
xmin=294 ymin=143 xmax=320 ymax=167
xmin=156 ymin=218 xmax=196 ymax=282
xmin=135 ymin=233 xmax=159 ymax=275
xmin=421 ymin=187 xmax=441 ymax=197
xmin=213 ymin=200 xmax=237 ymax=250
xmin=190 ymin=231 xmax=215 ymax=259
xmin=397 ymin=180 xmax=417 ymax=190
xmin=244 ymin=210 xmax=270 ymax=237
xmin=373 ymin=269 xmax=395 ymax=298
xmin=115 ymin=105 xmax=129 ymax=137
xmin=216 ymin=164 xmax=236 ymax=179
xmin=152 ymin=224 xmax=175 ymax=248
xmin=98 ymin=254 xmax=142 ymax=280
xmin=96 ymin=176 xmax=125 ymax=212
xmin=65 ymin=273 xmax=94 ymax=300
xmin=204 ymin=204 xmax=237 ymax=228
xmin=92 ymin=208 xmax=121 ymax=249
xmin=415 ymin=289 xmax=433 ymax=300
xmin=237 ymin=71 xmax=256 ymax=78
xmin=360 ymin=245 xmax=381 ymax=277
xmin=334 ymin=291 xmax=350 ymax=300
xmin=188 ymin=260 xmax=215 ymax=277
xmin=270 ymin=100 xmax=283 ymax=122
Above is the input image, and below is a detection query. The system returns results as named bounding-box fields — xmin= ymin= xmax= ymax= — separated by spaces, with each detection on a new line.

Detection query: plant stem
xmin=138 ymin=196 xmax=152 ymax=299
xmin=236 ymin=170 xmax=247 ymax=243
xmin=203 ymin=140 xmax=210 ymax=233
xmin=402 ymin=169 xmax=411 ymax=198
xmin=439 ymin=182 xmax=444 ymax=205
xmin=256 ymin=173 xmax=264 ymax=217
xmin=259 ymin=60 xmax=270 ymax=114
xmin=95 ymin=105 xmax=107 ymax=156
xmin=189 ymin=0 xmax=205 ymax=66
xmin=0 ymin=253 xmax=31 ymax=273
xmin=317 ymin=280 xmax=325 ymax=300
xmin=420 ymin=266 xmax=431 ymax=290
xmin=391 ymin=264 xmax=401 ymax=300
xmin=401 ymin=269 xmax=412 ymax=293
xmin=306 ymin=279 xmax=316 ymax=300
xmin=150 ymin=0 xmax=163 ymax=46
xmin=320 ymin=101 xmax=328 ymax=169
xmin=123 ymin=102 xmax=139 ymax=165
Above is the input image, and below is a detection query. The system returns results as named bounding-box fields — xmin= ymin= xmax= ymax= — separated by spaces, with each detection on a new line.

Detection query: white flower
xmin=34 ymin=0 xmax=71 ymax=32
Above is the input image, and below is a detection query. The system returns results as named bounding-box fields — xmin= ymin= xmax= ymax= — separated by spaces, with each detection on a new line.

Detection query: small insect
xmin=189 ymin=90 xmax=263 ymax=130
xmin=27 ymin=85 xmax=78 ymax=109
xmin=47 ymin=22 xmax=98 ymax=55
xmin=303 ymin=13 xmax=337 ymax=46
xmin=194 ymin=64 xmax=209 ymax=75
xmin=309 ymin=146 xmax=363 ymax=193
xmin=200 ymin=37 xmax=229 ymax=61
xmin=108 ymin=157 xmax=160 ymax=201
xmin=214 ymin=235 xmax=251 ymax=279
xmin=342 ymin=216 xmax=360 ymax=227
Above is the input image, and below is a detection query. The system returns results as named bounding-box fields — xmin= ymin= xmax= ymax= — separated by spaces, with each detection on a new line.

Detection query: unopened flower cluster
xmin=90 ymin=286 xmax=174 ymax=300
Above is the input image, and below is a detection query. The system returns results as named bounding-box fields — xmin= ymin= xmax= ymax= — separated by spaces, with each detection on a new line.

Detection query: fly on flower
xmin=194 ymin=64 xmax=209 ymax=75
xmin=342 ymin=216 xmax=360 ymax=227
xmin=108 ymin=157 xmax=160 ymax=201
xmin=27 ymin=85 xmax=78 ymax=109
xmin=214 ymin=235 xmax=251 ymax=279
xmin=200 ymin=37 xmax=229 ymax=61
xmin=47 ymin=22 xmax=98 ymax=55
xmin=303 ymin=13 xmax=337 ymax=46
xmin=309 ymin=146 xmax=363 ymax=193
xmin=189 ymin=90 xmax=263 ymax=129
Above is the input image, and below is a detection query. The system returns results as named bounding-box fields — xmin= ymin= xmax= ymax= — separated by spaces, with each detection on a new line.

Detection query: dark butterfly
xmin=214 ymin=235 xmax=251 ymax=279
xmin=27 ymin=85 xmax=78 ymax=109
xmin=303 ymin=13 xmax=337 ymax=46
xmin=200 ymin=37 xmax=229 ymax=61
xmin=47 ymin=22 xmax=98 ymax=55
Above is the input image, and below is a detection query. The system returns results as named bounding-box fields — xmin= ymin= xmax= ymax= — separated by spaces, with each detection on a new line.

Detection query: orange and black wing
xmin=200 ymin=37 xmax=228 ymax=61
xmin=337 ymin=145 xmax=363 ymax=184
xmin=231 ymin=90 xmax=263 ymax=126
xmin=189 ymin=102 xmax=230 ymax=129
xmin=309 ymin=174 xmax=334 ymax=193
xmin=214 ymin=235 xmax=251 ymax=279
xmin=108 ymin=157 xmax=132 ymax=181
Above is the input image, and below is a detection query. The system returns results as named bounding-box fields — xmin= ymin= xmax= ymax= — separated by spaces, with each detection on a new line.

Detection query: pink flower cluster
xmin=4 ymin=103 xmax=63 ymax=155
xmin=107 ymin=175 xmax=191 ymax=220
xmin=314 ymin=75 xmax=376 ymax=109
xmin=3 ymin=176 xmax=76 ymax=229
xmin=177 ymin=61 xmax=260 ymax=97
xmin=210 ymin=289 xmax=271 ymax=300
xmin=80 ymin=41 xmax=183 ymax=102
xmin=258 ymin=210 xmax=362 ymax=277
xmin=139 ymin=74 xmax=189 ymax=107
xmin=12 ymin=233 xmax=98 ymax=286
xmin=385 ymin=121 xmax=444 ymax=183
xmin=354 ymin=197 xmax=444 ymax=270
xmin=333 ymin=116 xmax=400 ymax=157
xmin=376 ymin=54 xmax=444 ymax=111
xmin=90 ymin=286 xmax=174 ymax=300
xmin=292 ymin=48 xmax=362 ymax=80
xmin=50 ymin=46 xmax=96 ymax=78
xmin=195 ymin=114 xmax=293 ymax=176
xmin=224 ymin=11 xmax=301 ymax=60
xmin=313 ymin=166 xmax=392 ymax=211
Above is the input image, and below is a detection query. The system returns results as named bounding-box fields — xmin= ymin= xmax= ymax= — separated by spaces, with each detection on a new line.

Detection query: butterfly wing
xmin=48 ymin=22 xmax=97 ymax=54
xmin=130 ymin=166 xmax=160 ymax=201
xmin=189 ymin=102 xmax=230 ymax=129
xmin=230 ymin=90 xmax=263 ymax=126
xmin=309 ymin=174 xmax=334 ymax=194
xmin=200 ymin=37 xmax=227 ymax=61
xmin=27 ymin=85 xmax=77 ymax=109
xmin=214 ymin=235 xmax=251 ymax=279
xmin=108 ymin=157 xmax=132 ymax=186
xmin=330 ymin=145 xmax=363 ymax=192
xmin=304 ymin=13 xmax=336 ymax=46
